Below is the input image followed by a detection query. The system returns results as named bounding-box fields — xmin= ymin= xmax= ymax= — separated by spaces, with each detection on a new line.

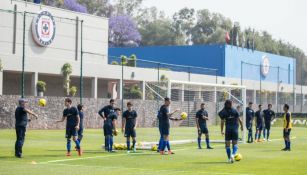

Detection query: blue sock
xmin=284 ymin=140 xmax=287 ymax=148
xmin=226 ymin=147 xmax=231 ymax=159
xmin=74 ymin=140 xmax=80 ymax=150
xmin=206 ymin=138 xmax=210 ymax=148
xmin=106 ymin=136 xmax=111 ymax=151
xmin=110 ymin=136 xmax=114 ymax=151
xmin=263 ymin=129 xmax=266 ymax=139
xmin=127 ymin=141 xmax=131 ymax=151
xmin=288 ymin=141 xmax=291 ymax=149
xmin=255 ymin=133 xmax=258 ymax=140
xmin=166 ymin=141 xmax=170 ymax=151
xmin=258 ymin=132 xmax=261 ymax=140
xmin=267 ymin=130 xmax=270 ymax=139
xmin=162 ymin=140 xmax=167 ymax=152
xmin=232 ymin=144 xmax=238 ymax=155
xmin=197 ymin=138 xmax=201 ymax=148
xmin=77 ymin=138 xmax=81 ymax=144
xmin=158 ymin=136 xmax=163 ymax=151
xmin=66 ymin=139 xmax=71 ymax=152
xmin=105 ymin=137 xmax=108 ymax=150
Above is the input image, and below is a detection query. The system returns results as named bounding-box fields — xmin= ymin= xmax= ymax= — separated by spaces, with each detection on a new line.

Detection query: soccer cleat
xmin=198 ymin=146 xmax=202 ymax=149
xmin=168 ymin=151 xmax=175 ymax=155
xmin=160 ymin=151 xmax=164 ymax=155
xmin=263 ymin=139 xmax=266 ymax=142
xmin=77 ymin=149 xmax=82 ymax=156
xmin=281 ymin=148 xmax=288 ymax=151
xmin=267 ymin=139 xmax=271 ymax=142
xmin=133 ymin=147 xmax=137 ymax=153
xmin=257 ymin=139 xmax=262 ymax=143
xmin=230 ymin=155 xmax=235 ymax=163
xmin=127 ymin=151 xmax=130 ymax=154
xmin=207 ymin=146 xmax=214 ymax=149
xmin=15 ymin=154 xmax=22 ymax=158
xmin=66 ymin=152 xmax=72 ymax=156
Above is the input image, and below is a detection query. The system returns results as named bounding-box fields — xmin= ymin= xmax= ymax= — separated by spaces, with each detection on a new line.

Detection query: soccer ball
xmin=112 ymin=129 xmax=119 ymax=136
xmin=151 ymin=144 xmax=158 ymax=151
xmin=38 ymin=98 xmax=46 ymax=107
xmin=181 ymin=112 xmax=188 ymax=120
xmin=234 ymin=153 xmax=242 ymax=161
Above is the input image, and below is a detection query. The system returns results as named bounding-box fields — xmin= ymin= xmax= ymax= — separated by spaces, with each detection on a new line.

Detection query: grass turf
xmin=0 ymin=126 xmax=306 ymax=175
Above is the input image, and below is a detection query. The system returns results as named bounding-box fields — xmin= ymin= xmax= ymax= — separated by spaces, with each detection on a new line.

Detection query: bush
xmin=69 ymin=86 xmax=77 ymax=96
xmin=37 ymin=81 xmax=46 ymax=92
xmin=127 ymin=54 xmax=137 ymax=67
xmin=111 ymin=61 xmax=119 ymax=65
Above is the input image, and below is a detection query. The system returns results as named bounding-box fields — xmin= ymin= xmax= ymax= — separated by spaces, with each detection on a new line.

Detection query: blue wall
xmin=109 ymin=45 xmax=296 ymax=84
xmin=109 ymin=45 xmax=225 ymax=76
xmin=225 ymin=45 xmax=296 ymax=84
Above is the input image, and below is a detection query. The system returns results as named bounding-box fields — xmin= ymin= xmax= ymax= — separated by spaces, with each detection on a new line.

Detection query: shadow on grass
xmin=190 ymin=161 xmax=227 ymax=165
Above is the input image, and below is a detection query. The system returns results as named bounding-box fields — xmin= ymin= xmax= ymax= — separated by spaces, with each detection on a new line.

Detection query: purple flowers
xmin=64 ymin=0 xmax=88 ymax=13
xmin=109 ymin=15 xmax=141 ymax=47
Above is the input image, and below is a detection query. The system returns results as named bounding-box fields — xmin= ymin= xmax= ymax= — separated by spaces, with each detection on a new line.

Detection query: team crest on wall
xmin=261 ymin=56 xmax=270 ymax=77
xmin=32 ymin=11 xmax=56 ymax=47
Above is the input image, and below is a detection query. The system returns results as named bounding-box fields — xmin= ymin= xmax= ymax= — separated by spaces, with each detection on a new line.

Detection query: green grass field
xmin=0 ymin=127 xmax=306 ymax=175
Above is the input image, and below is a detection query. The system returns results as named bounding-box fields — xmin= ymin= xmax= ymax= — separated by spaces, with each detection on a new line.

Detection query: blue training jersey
xmin=15 ymin=106 xmax=28 ymax=127
xmin=219 ymin=107 xmax=240 ymax=130
xmin=123 ymin=110 xmax=137 ymax=129
xmin=255 ymin=110 xmax=263 ymax=125
xmin=263 ymin=109 xmax=275 ymax=123
xmin=63 ymin=106 xmax=79 ymax=128
xmin=159 ymin=105 xmax=169 ymax=128
xmin=196 ymin=109 xmax=208 ymax=127
xmin=246 ymin=107 xmax=254 ymax=123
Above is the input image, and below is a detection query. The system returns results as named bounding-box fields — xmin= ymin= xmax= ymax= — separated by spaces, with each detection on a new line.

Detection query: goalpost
xmin=145 ymin=80 xmax=247 ymax=144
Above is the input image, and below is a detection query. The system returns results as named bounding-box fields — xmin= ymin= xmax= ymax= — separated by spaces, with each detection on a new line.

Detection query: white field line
xmin=39 ymin=163 xmax=254 ymax=175
xmin=38 ymin=136 xmax=296 ymax=164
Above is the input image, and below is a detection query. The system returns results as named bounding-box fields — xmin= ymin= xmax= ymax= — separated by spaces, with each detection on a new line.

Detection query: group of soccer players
xmin=14 ymin=96 xmax=292 ymax=162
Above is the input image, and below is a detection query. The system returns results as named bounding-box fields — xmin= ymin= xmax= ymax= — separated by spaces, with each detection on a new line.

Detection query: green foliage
xmin=124 ymin=84 xmax=142 ymax=99
xmin=61 ymin=63 xmax=73 ymax=96
xmin=69 ymin=86 xmax=77 ymax=97
xmin=160 ymin=74 xmax=168 ymax=82
xmin=61 ymin=63 xmax=73 ymax=76
xmin=36 ymin=81 xmax=47 ymax=92
xmin=120 ymin=55 xmax=128 ymax=65
xmin=126 ymin=54 xmax=137 ymax=67
xmin=111 ymin=61 xmax=119 ymax=65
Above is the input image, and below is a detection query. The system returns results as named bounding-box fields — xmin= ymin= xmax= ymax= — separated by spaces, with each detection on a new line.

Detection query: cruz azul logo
xmin=261 ymin=56 xmax=270 ymax=77
xmin=32 ymin=11 xmax=56 ymax=47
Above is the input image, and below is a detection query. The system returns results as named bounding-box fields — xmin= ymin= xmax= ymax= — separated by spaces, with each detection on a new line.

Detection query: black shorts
xmin=246 ymin=123 xmax=253 ymax=130
xmin=103 ymin=124 xmax=113 ymax=136
xmin=125 ymin=127 xmax=136 ymax=138
xmin=225 ymin=129 xmax=238 ymax=141
xmin=198 ymin=125 xmax=209 ymax=135
xmin=283 ymin=129 xmax=291 ymax=137
xmin=160 ymin=125 xmax=170 ymax=136
xmin=256 ymin=123 xmax=263 ymax=131
xmin=66 ymin=127 xmax=78 ymax=138
xmin=265 ymin=122 xmax=271 ymax=130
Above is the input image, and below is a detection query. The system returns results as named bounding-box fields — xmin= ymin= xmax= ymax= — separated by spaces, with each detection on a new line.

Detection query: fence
xmin=241 ymin=61 xmax=304 ymax=113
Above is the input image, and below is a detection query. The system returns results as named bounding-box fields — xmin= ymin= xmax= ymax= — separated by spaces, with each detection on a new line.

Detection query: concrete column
xmin=31 ymin=72 xmax=38 ymax=96
xmin=0 ymin=71 xmax=3 ymax=95
xmin=253 ymin=90 xmax=257 ymax=104
xmin=141 ymin=81 xmax=146 ymax=100
xmin=294 ymin=92 xmax=297 ymax=106
xmin=91 ymin=77 xmax=97 ymax=99
xmin=181 ymin=84 xmax=185 ymax=102
xmin=214 ymin=87 xmax=217 ymax=103
xmin=275 ymin=91 xmax=278 ymax=109
xmin=119 ymin=79 xmax=123 ymax=100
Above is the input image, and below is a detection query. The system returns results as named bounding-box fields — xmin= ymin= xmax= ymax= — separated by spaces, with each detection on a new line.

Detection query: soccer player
xmin=122 ymin=102 xmax=138 ymax=153
xmin=77 ymin=104 xmax=84 ymax=144
xmin=255 ymin=105 xmax=264 ymax=142
xmin=98 ymin=99 xmax=115 ymax=150
xmin=246 ymin=102 xmax=255 ymax=143
xmin=219 ymin=100 xmax=243 ymax=163
xmin=282 ymin=104 xmax=292 ymax=151
xmin=104 ymin=108 xmax=121 ymax=152
xmin=196 ymin=103 xmax=213 ymax=149
xmin=263 ymin=104 xmax=275 ymax=141
xmin=159 ymin=97 xmax=181 ymax=155
xmin=14 ymin=98 xmax=38 ymax=158
xmin=57 ymin=98 xmax=82 ymax=156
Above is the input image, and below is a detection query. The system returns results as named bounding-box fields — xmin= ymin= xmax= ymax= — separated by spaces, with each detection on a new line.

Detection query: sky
xmin=142 ymin=0 xmax=307 ymax=54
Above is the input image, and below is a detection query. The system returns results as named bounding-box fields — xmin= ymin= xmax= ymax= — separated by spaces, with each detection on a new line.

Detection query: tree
xmin=63 ymin=0 xmax=88 ymax=13
xmin=109 ymin=15 xmax=141 ymax=47
xmin=172 ymin=8 xmax=195 ymax=45
xmin=113 ymin=0 xmax=143 ymax=16
xmin=61 ymin=63 xmax=73 ymax=96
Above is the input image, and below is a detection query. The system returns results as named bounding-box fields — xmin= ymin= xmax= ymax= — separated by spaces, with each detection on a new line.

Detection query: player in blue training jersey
xmin=196 ymin=103 xmax=213 ymax=149
xmin=219 ymin=100 xmax=243 ymax=163
xmin=246 ymin=102 xmax=255 ymax=143
xmin=122 ymin=102 xmax=138 ymax=153
xmin=159 ymin=97 xmax=181 ymax=155
xmin=254 ymin=105 xmax=264 ymax=142
xmin=57 ymin=98 xmax=82 ymax=156
xmin=104 ymin=108 xmax=120 ymax=152
xmin=98 ymin=99 xmax=115 ymax=150
xmin=77 ymin=104 xmax=84 ymax=145
xmin=14 ymin=98 xmax=38 ymax=158
xmin=263 ymin=104 xmax=275 ymax=141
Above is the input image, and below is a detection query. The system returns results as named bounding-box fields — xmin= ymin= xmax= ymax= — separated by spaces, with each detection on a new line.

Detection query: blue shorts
xmin=66 ymin=127 xmax=78 ymax=138
xmin=103 ymin=124 xmax=113 ymax=136
xmin=125 ymin=127 xmax=136 ymax=138
xmin=225 ymin=129 xmax=238 ymax=141
xmin=265 ymin=122 xmax=271 ymax=130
